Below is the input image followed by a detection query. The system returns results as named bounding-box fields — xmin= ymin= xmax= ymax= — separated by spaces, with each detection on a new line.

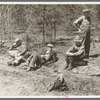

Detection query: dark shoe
xmin=27 ymin=67 xmax=38 ymax=71
xmin=85 ymin=54 xmax=89 ymax=59
xmin=12 ymin=62 xmax=17 ymax=67
xmin=27 ymin=67 xmax=34 ymax=71
xmin=67 ymin=63 xmax=73 ymax=70
xmin=86 ymin=56 xmax=89 ymax=59
xmin=64 ymin=64 xmax=69 ymax=69
xmin=37 ymin=64 xmax=42 ymax=68
xmin=7 ymin=62 xmax=12 ymax=66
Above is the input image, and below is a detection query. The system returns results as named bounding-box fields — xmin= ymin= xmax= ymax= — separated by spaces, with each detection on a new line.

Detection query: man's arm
xmin=9 ymin=44 xmax=17 ymax=50
xmin=73 ymin=16 xmax=83 ymax=31
xmin=73 ymin=46 xmax=84 ymax=56
xmin=10 ymin=45 xmax=14 ymax=50
xmin=66 ymin=46 xmax=75 ymax=56
xmin=20 ymin=45 xmax=28 ymax=55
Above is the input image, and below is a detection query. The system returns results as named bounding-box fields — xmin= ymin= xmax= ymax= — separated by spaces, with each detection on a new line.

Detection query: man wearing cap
xmin=73 ymin=8 xmax=91 ymax=59
xmin=65 ymin=35 xmax=85 ymax=70
xmin=8 ymin=38 xmax=28 ymax=66
xmin=27 ymin=43 xmax=58 ymax=71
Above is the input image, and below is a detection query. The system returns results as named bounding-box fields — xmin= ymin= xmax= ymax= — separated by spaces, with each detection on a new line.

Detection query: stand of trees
xmin=0 ymin=4 xmax=100 ymax=48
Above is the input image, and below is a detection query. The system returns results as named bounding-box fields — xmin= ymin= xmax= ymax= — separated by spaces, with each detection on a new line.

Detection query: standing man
xmin=73 ymin=9 xmax=91 ymax=59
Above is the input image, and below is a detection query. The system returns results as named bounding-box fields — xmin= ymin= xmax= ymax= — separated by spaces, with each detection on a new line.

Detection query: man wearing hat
xmin=73 ymin=8 xmax=91 ymax=59
xmin=8 ymin=38 xmax=28 ymax=66
xmin=65 ymin=35 xmax=85 ymax=70
xmin=27 ymin=43 xmax=58 ymax=71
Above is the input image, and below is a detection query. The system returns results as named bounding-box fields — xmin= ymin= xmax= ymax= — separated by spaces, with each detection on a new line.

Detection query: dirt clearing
xmin=0 ymin=43 xmax=100 ymax=96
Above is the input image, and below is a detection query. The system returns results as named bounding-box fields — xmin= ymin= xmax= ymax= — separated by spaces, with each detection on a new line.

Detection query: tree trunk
xmin=54 ymin=21 xmax=56 ymax=42
xmin=42 ymin=5 xmax=46 ymax=44
xmin=42 ymin=22 xmax=45 ymax=43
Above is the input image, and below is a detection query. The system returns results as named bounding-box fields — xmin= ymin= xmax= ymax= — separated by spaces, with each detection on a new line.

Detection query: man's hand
xmin=17 ymin=53 xmax=21 ymax=56
xmin=40 ymin=55 xmax=45 ymax=58
xmin=69 ymin=53 xmax=75 ymax=56
xmin=78 ymin=28 xmax=82 ymax=33
xmin=66 ymin=52 xmax=75 ymax=56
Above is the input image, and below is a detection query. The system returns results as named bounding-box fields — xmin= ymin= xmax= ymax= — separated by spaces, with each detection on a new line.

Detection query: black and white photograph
xmin=0 ymin=2 xmax=99 ymax=97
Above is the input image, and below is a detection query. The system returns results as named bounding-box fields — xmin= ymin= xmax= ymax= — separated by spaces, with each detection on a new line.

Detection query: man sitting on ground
xmin=65 ymin=35 xmax=85 ymax=70
xmin=7 ymin=38 xmax=29 ymax=66
xmin=27 ymin=43 xmax=58 ymax=71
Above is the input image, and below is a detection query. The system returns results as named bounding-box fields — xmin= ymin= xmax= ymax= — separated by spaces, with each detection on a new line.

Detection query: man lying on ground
xmin=27 ymin=43 xmax=58 ymax=71
xmin=7 ymin=38 xmax=30 ymax=66
xmin=65 ymin=35 xmax=85 ymax=70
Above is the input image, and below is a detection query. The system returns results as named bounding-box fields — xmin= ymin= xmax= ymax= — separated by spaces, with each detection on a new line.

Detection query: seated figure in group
xmin=7 ymin=38 xmax=30 ymax=66
xmin=27 ymin=43 xmax=58 ymax=71
xmin=65 ymin=35 xmax=85 ymax=70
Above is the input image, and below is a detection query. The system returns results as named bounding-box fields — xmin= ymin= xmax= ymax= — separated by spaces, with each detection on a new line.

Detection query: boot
xmin=7 ymin=61 xmax=13 ymax=66
xmin=27 ymin=67 xmax=34 ymax=72
xmin=85 ymin=53 xmax=89 ymax=59
xmin=37 ymin=64 xmax=42 ymax=68
xmin=12 ymin=62 xmax=17 ymax=67
xmin=27 ymin=65 xmax=39 ymax=71
xmin=64 ymin=59 xmax=69 ymax=69
xmin=64 ymin=63 xmax=69 ymax=69
xmin=67 ymin=63 xmax=73 ymax=70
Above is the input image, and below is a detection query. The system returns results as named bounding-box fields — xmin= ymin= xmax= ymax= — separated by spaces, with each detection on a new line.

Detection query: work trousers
xmin=28 ymin=54 xmax=46 ymax=68
xmin=65 ymin=55 xmax=84 ymax=65
xmin=82 ymin=29 xmax=91 ymax=56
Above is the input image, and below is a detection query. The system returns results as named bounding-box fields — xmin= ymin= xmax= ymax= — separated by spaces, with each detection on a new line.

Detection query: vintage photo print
xmin=0 ymin=2 xmax=99 ymax=97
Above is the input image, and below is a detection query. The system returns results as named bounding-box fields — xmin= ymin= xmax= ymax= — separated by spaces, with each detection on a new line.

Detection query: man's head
xmin=47 ymin=43 xmax=53 ymax=51
xmin=83 ymin=9 xmax=90 ymax=17
xmin=74 ymin=35 xmax=82 ymax=47
xmin=13 ymin=38 xmax=22 ymax=47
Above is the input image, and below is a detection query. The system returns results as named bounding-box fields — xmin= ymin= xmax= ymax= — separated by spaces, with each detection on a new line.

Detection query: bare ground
xmin=0 ymin=42 xmax=100 ymax=96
